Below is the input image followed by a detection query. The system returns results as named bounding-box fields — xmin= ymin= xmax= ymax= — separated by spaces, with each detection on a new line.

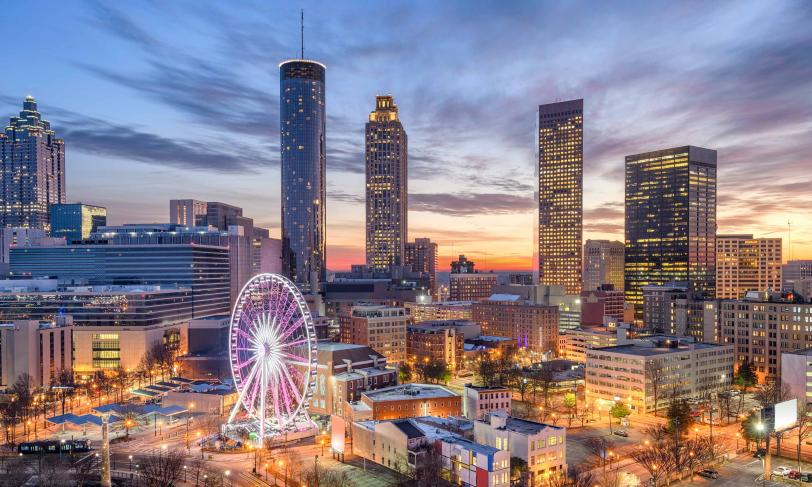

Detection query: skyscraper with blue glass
xmin=279 ymin=59 xmax=326 ymax=292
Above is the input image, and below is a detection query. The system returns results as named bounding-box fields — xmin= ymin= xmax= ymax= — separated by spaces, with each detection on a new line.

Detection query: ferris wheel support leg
xmin=259 ymin=362 xmax=267 ymax=444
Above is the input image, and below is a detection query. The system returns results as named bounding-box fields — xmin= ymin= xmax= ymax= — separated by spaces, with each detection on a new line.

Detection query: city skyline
xmin=1 ymin=2 xmax=810 ymax=271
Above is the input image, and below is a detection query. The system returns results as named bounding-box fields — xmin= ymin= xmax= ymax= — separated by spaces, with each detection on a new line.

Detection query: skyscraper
xmin=0 ymin=97 xmax=65 ymax=230
xmin=365 ymin=95 xmax=407 ymax=273
xmin=170 ymin=199 xmax=207 ymax=227
xmin=50 ymin=203 xmax=107 ymax=242
xmin=625 ymin=146 xmax=717 ymax=305
xmin=716 ymin=234 xmax=782 ymax=299
xmin=583 ymin=239 xmax=625 ymax=292
xmin=280 ymin=58 xmax=326 ymax=292
xmin=538 ymin=99 xmax=583 ymax=294
xmin=404 ymin=238 xmax=438 ymax=297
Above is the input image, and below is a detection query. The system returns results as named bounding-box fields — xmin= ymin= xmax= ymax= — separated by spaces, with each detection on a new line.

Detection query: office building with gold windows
xmin=366 ymin=95 xmax=408 ymax=273
xmin=538 ymin=99 xmax=583 ymax=295
xmin=716 ymin=234 xmax=782 ymax=299
xmin=624 ymin=146 xmax=717 ymax=306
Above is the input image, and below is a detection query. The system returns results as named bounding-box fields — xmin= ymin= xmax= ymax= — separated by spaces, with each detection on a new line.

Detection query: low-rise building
xmin=585 ymin=339 xmax=733 ymax=413
xmin=311 ymin=342 xmax=397 ymax=417
xmin=450 ymin=273 xmax=498 ymax=302
xmin=407 ymin=322 xmax=467 ymax=371
xmin=472 ymin=296 xmax=559 ymax=355
xmin=559 ymin=326 xmax=624 ymax=363
xmin=463 ymin=385 xmax=512 ymax=420
xmin=347 ymin=383 xmax=461 ymax=421
xmin=440 ymin=436 xmax=511 ymax=487
xmin=0 ymin=317 xmax=73 ymax=389
xmin=339 ymin=304 xmax=410 ymax=364
xmin=580 ymin=285 xmax=625 ymax=326
xmin=474 ymin=412 xmax=566 ymax=486
xmin=720 ymin=296 xmax=812 ymax=381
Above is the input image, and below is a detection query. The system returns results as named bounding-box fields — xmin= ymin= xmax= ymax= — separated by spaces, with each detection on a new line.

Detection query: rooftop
xmin=362 ymin=384 xmax=459 ymax=402
xmin=494 ymin=414 xmax=563 ymax=435
xmin=593 ymin=341 xmax=727 ymax=357
xmin=443 ymin=436 xmax=501 ymax=456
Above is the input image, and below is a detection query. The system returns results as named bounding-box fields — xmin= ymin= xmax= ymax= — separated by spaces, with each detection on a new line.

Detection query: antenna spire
xmin=300 ymin=9 xmax=304 ymax=59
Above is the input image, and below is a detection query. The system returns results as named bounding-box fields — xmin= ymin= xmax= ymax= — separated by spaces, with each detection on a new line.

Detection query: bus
xmin=17 ymin=439 xmax=92 ymax=454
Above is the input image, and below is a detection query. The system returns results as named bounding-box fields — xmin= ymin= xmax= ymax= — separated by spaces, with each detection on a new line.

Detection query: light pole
xmin=735 ymin=432 xmax=740 ymax=452
xmin=183 ymin=465 xmax=188 ymax=482
xmin=129 ymin=455 xmax=133 ymax=471
xmin=224 ymin=469 xmax=230 ymax=487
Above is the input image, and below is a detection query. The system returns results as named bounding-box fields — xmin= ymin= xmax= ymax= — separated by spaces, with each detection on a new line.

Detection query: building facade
xmin=716 ymin=235 xmax=782 ymax=299
xmin=580 ymin=285 xmax=625 ymax=326
xmin=407 ymin=322 xmax=466 ymax=371
xmin=625 ymin=146 xmax=717 ymax=305
xmin=49 ymin=203 xmax=107 ymax=242
xmin=0 ymin=318 xmax=73 ymax=389
xmin=538 ymin=99 xmax=583 ymax=295
xmin=349 ymin=384 xmax=461 ymax=421
xmin=474 ymin=412 xmax=566 ymax=486
xmin=339 ymin=304 xmax=410 ymax=364
xmin=583 ymin=240 xmax=624 ymax=292
xmin=585 ymin=340 xmax=733 ymax=413
xmin=560 ymin=326 xmax=621 ymax=363
xmin=0 ymin=97 xmax=65 ymax=230
xmin=463 ymin=385 xmax=512 ymax=420
xmin=366 ymin=95 xmax=407 ymax=273
xmin=720 ymin=298 xmax=812 ymax=381
xmin=405 ymin=238 xmax=438 ymax=298
xmin=169 ymin=199 xmax=208 ymax=227
xmin=472 ymin=298 xmax=559 ymax=354
xmin=405 ymin=301 xmax=473 ymax=323
xmin=280 ymin=59 xmax=326 ymax=292
xmin=782 ymin=260 xmax=812 ymax=292
xmin=450 ymin=273 xmax=497 ymax=302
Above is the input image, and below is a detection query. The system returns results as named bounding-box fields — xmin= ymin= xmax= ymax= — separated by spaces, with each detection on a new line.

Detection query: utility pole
xmin=100 ymin=414 xmax=112 ymax=487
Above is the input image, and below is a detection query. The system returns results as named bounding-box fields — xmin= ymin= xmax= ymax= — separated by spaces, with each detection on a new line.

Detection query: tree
xmin=112 ymin=365 xmax=130 ymax=402
xmin=475 ymin=353 xmax=500 ymax=387
xmin=140 ymin=448 xmax=185 ymax=487
xmin=609 ymin=402 xmax=631 ymax=433
xmin=740 ymin=411 xmax=766 ymax=449
xmin=549 ymin=465 xmax=597 ymax=487
xmin=147 ymin=341 xmax=177 ymax=381
xmin=646 ymin=361 xmax=666 ymax=417
xmin=510 ymin=457 xmax=528 ymax=487
xmin=584 ymin=436 xmax=615 ymax=485
xmin=629 ymin=445 xmax=668 ymax=487
xmin=795 ymin=402 xmax=812 ymax=472
xmin=733 ymin=360 xmax=758 ymax=415
xmin=531 ymin=366 xmax=556 ymax=407
xmin=300 ymin=461 xmax=356 ymax=487
xmin=119 ymin=403 xmax=143 ymax=440
xmin=398 ymin=362 xmax=413 ymax=383
xmin=754 ymin=380 xmax=793 ymax=409
xmin=563 ymin=392 xmax=577 ymax=427
xmin=666 ymin=398 xmax=693 ymax=434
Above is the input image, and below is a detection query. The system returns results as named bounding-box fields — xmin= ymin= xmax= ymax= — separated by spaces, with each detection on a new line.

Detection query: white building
xmin=586 ymin=338 xmax=734 ymax=413
xmin=781 ymin=349 xmax=812 ymax=408
xmin=559 ymin=325 xmax=627 ymax=363
xmin=463 ymin=385 xmax=512 ymax=420
xmin=0 ymin=317 xmax=73 ymax=389
xmin=474 ymin=412 xmax=566 ymax=486
xmin=440 ymin=436 xmax=510 ymax=487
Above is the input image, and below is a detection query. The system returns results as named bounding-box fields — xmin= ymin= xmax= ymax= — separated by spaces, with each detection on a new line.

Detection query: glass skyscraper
xmin=50 ymin=203 xmax=107 ymax=242
xmin=366 ymin=95 xmax=407 ymax=273
xmin=538 ymin=99 xmax=583 ymax=294
xmin=280 ymin=59 xmax=326 ymax=292
xmin=0 ymin=97 xmax=65 ymax=230
xmin=624 ymin=146 xmax=717 ymax=305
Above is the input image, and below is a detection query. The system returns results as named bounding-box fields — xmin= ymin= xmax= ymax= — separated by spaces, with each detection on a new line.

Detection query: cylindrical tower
xmin=279 ymin=59 xmax=326 ymax=292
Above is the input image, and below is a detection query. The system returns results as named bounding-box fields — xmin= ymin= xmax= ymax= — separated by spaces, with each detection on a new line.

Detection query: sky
xmin=2 ymin=1 xmax=811 ymax=271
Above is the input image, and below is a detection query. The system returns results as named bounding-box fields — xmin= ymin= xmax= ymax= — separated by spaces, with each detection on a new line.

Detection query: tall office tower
xmin=625 ymin=146 xmax=717 ymax=305
xmin=583 ymin=239 xmax=625 ymax=292
xmin=538 ymin=99 xmax=583 ymax=294
xmin=451 ymin=254 xmax=476 ymax=273
xmin=0 ymin=97 xmax=65 ymax=230
xmin=280 ymin=58 xmax=326 ymax=292
xmin=405 ymin=238 xmax=438 ymax=297
xmin=782 ymin=260 xmax=812 ymax=291
xmin=365 ymin=95 xmax=408 ymax=273
xmin=170 ymin=199 xmax=207 ymax=227
xmin=716 ymin=234 xmax=782 ymax=299
xmin=50 ymin=203 xmax=107 ymax=242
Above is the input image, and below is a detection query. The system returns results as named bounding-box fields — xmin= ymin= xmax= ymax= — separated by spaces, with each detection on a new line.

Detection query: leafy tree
xmin=398 ymin=362 xmax=413 ymax=383
xmin=733 ymin=360 xmax=758 ymax=414
xmin=740 ymin=411 xmax=765 ymax=449
xmin=666 ymin=399 xmax=694 ymax=434
xmin=609 ymin=401 xmax=631 ymax=433
xmin=510 ymin=457 xmax=528 ymax=486
xmin=563 ymin=392 xmax=577 ymax=426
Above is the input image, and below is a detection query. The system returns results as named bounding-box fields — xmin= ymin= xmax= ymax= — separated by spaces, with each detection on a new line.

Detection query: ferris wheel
xmin=227 ymin=273 xmax=318 ymax=441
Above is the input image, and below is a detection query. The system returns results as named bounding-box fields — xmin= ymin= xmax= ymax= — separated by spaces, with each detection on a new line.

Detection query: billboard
xmin=774 ymin=398 xmax=798 ymax=432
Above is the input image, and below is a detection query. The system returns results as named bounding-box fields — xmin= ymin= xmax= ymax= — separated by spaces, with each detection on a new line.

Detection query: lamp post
xmin=183 ymin=465 xmax=188 ymax=482
xmin=129 ymin=455 xmax=133 ymax=471
xmin=224 ymin=469 xmax=230 ymax=487
xmin=736 ymin=432 xmax=740 ymax=452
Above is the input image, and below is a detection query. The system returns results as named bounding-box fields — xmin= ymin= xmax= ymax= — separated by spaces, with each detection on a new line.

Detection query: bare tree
xmin=629 ymin=446 xmax=669 ymax=487
xmin=755 ymin=380 xmax=793 ymax=409
xmin=795 ymin=402 xmax=812 ymax=472
xmin=549 ymin=465 xmax=597 ymax=487
xmin=646 ymin=361 xmax=666 ymax=417
xmin=301 ymin=462 xmax=356 ymax=487
xmin=140 ymin=448 xmax=185 ymax=487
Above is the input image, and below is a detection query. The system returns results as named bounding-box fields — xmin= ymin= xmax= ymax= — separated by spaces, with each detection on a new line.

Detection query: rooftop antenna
xmin=300 ymin=9 xmax=304 ymax=59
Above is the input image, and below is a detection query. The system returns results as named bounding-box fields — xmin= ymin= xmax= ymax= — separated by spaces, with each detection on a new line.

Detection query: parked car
xmin=773 ymin=466 xmax=792 ymax=477
xmin=753 ymin=448 xmax=767 ymax=458
xmin=789 ymin=471 xmax=801 ymax=480
xmin=799 ymin=473 xmax=812 ymax=482
xmin=696 ymin=469 xmax=719 ymax=479
xmin=613 ymin=430 xmax=629 ymax=437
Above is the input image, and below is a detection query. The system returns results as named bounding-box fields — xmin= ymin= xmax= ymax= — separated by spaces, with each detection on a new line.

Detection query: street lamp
xmin=129 ymin=455 xmax=133 ymax=471
xmin=735 ymin=432 xmax=740 ymax=451
xmin=224 ymin=470 xmax=231 ymax=487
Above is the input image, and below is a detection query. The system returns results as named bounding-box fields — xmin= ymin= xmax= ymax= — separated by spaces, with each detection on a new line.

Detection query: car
xmin=613 ymin=430 xmax=629 ymax=437
xmin=753 ymin=448 xmax=767 ymax=458
xmin=773 ymin=466 xmax=792 ymax=477
xmin=696 ymin=469 xmax=719 ymax=479
xmin=789 ymin=471 xmax=801 ymax=480
xmin=799 ymin=473 xmax=812 ymax=483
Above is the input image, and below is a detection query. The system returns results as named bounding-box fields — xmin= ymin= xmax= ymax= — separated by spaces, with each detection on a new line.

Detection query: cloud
xmin=411 ymin=192 xmax=534 ymax=217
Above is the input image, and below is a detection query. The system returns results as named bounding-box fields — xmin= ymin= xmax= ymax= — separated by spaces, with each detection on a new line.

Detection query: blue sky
xmin=2 ymin=1 xmax=811 ymax=269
